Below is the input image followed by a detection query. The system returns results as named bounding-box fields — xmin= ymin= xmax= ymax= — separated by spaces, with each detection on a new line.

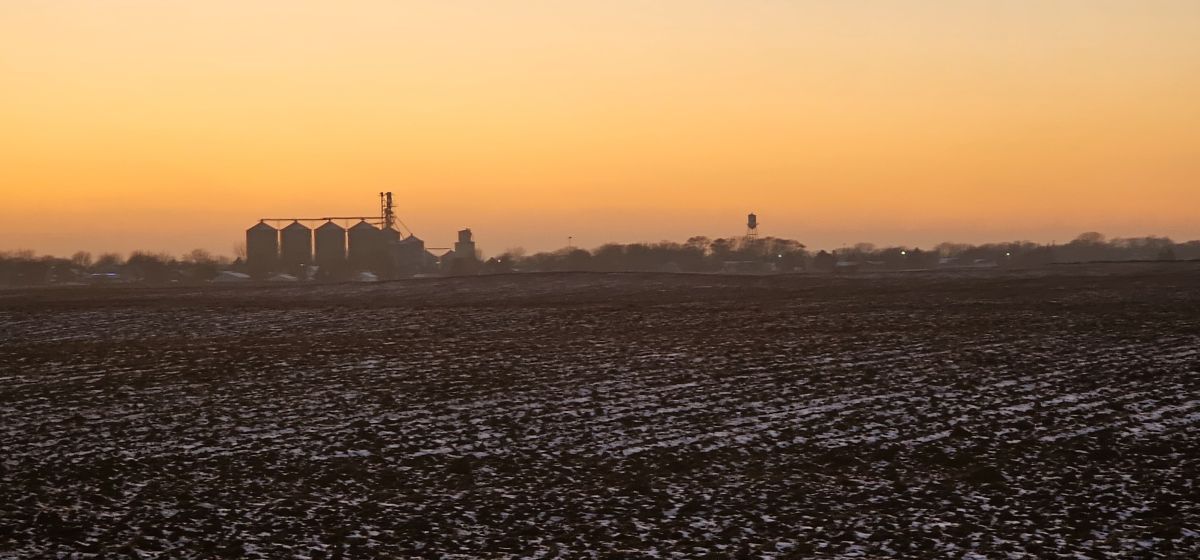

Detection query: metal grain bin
xmin=246 ymin=221 xmax=279 ymax=273
xmin=392 ymin=235 xmax=427 ymax=273
xmin=348 ymin=220 xmax=381 ymax=269
xmin=314 ymin=221 xmax=347 ymax=266
xmin=381 ymin=225 xmax=402 ymax=243
xmin=280 ymin=221 xmax=313 ymax=267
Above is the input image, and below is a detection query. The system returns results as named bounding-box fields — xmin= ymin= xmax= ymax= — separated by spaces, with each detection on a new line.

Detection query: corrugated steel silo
xmin=314 ymin=221 xmax=347 ymax=266
xmin=246 ymin=222 xmax=279 ymax=272
xmin=280 ymin=221 xmax=313 ymax=267
xmin=348 ymin=221 xmax=381 ymax=269
xmin=392 ymin=235 xmax=427 ymax=273
xmin=381 ymin=225 xmax=401 ymax=243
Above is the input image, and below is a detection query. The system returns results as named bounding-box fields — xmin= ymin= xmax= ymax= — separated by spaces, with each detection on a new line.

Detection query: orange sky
xmin=2 ymin=0 xmax=1198 ymax=257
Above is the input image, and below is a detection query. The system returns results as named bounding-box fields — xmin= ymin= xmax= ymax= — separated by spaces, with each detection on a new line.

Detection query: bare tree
xmin=94 ymin=253 xmax=124 ymax=269
xmin=70 ymin=251 xmax=93 ymax=268
xmin=183 ymin=248 xmax=216 ymax=264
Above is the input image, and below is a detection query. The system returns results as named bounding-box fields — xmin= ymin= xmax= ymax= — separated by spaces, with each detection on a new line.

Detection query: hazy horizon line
xmin=4 ymin=230 xmax=1196 ymax=262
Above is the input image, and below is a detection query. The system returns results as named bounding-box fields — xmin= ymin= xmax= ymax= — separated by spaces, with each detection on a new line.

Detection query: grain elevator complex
xmin=245 ymin=193 xmax=474 ymax=280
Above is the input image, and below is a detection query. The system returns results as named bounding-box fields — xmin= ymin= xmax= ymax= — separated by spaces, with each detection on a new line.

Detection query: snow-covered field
xmin=2 ymin=266 xmax=1198 ymax=558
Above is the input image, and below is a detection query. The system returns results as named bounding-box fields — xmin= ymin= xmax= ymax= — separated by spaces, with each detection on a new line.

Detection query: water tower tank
xmin=246 ymin=222 xmax=279 ymax=271
xmin=314 ymin=221 xmax=347 ymax=266
xmin=280 ymin=221 xmax=313 ymax=267
xmin=747 ymin=213 xmax=758 ymax=230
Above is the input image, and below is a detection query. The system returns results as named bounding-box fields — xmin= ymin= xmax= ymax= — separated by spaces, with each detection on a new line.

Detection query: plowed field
xmin=2 ymin=265 xmax=1198 ymax=558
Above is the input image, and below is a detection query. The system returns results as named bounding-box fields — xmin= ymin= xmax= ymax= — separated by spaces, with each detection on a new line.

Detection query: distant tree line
xmin=483 ymin=232 xmax=1200 ymax=274
xmin=0 ymin=249 xmax=230 ymax=286
xmin=483 ymin=237 xmax=809 ymax=274
xmin=1 ymin=232 xmax=1197 ymax=285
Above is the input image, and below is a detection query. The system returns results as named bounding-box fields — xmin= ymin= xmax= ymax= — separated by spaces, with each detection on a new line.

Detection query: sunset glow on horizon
xmin=3 ymin=0 xmax=1198 ymax=257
